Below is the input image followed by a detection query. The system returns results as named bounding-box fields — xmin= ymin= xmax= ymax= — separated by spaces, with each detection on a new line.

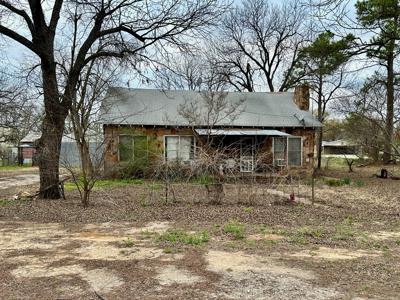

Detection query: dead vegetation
xmin=0 ymin=165 xmax=400 ymax=299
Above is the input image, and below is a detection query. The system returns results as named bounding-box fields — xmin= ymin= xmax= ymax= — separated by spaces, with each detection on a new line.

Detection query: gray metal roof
xmin=99 ymin=88 xmax=322 ymax=128
xmin=322 ymin=139 xmax=357 ymax=147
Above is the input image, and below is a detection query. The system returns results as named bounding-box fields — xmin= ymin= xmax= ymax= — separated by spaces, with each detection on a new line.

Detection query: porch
xmin=194 ymin=129 xmax=304 ymax=173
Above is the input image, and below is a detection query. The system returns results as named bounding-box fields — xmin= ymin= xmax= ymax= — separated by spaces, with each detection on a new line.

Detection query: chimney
xmin=294 ymin=85 xmax=310 ymax=111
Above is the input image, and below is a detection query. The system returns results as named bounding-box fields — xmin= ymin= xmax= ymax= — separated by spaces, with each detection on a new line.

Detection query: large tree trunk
xmin=36 ymin=59 xmax=69 ymax=199
xmin=383 ymin=51 xmax=394 ymax=164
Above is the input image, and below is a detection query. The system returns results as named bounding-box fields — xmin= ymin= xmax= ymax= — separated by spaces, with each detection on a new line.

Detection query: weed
xmin=0 ymin=199 xmax=14 ymax=206
xmin=297 ymin=227 xmax=325 ymax=238
xmin=344 ymin=215 xmax=354 ymax=226
xmin=121 ymin=237 xmax=134 ymax=248
xmin=223 ymin=220 xmax=245 ymax=240
xmin=157 ymin=229 xmax=209 ymax=246
xmin=139 ymin=230 xmax=154 ymax=240
xmin=191 ymin=174 xmax=214 ymax=185
xmin=396 ymin=240 xmax=400 ymax=246
xmin=341 ymin=177 xmax=351 ymax=185
xmin=139 ymin=194 xmax=150 ymax=207
xmin=288 ymin=235 xmax=308 ymax=245
xmin=355 ymin=179 xmax=364 ymax=187
xmin=243 ymin=207 xmax=253 ymax=213
xmin=163 ymin=247 xmax=182 ymax=254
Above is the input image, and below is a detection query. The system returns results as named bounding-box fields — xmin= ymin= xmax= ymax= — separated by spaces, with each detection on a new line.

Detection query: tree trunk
xmin=383 ymin=51 xmax=394 ymax=164
xmin=316 ymin=77 xmax=323 ymax=169
xmin=36 ymin=116 xmax=64 ymax=198
xmin=36 ymin=59 xmax=69 ymax=199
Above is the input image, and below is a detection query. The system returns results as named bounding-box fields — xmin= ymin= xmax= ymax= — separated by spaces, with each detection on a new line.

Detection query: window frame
xmin=117 ymin=134 xmax=148 ymax=163
xmin=163 ymin=135 xmax=196 ymax=162
xmin=272 ymin=136 xmax=303 ymax=167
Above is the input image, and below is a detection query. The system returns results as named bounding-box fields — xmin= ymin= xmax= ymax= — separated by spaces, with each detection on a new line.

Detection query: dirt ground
xmin=0 ymin=165 xmax=400 ymax=299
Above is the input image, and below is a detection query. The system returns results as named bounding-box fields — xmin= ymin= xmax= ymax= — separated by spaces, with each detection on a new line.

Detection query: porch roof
xmin=194 ymin=129 xmax=290 ymax=136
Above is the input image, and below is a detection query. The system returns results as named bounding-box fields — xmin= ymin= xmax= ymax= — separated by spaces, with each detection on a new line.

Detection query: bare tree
xmin=336 ymin=74 xmax=400 ymax=162
xmin=0 ymin=70 xmax=40 ymax=145
xmin=0 ymin=0 xmax=226 ymax=198
xmin=216 ymin=0 xmax=310 ymax=92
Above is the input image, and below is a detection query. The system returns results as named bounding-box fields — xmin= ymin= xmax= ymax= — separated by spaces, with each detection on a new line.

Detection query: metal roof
xmin=195 ymin=129 xmax=290 ymax=136
xmin=99 ymin=88 xmax=322 ymax=128
xmin=322 ymin=140 xmax=357 ymax=147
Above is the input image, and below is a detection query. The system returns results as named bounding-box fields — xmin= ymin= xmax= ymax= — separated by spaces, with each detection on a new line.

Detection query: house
xmin=19 ymin=132 xmax=40 ymax=165
xmin=19 ymin=132 xmax=102 ymax=167
xmin=322 ymin=139 xmax=359 ymax=156
xmin=99 ymin=86 xmax=322 ymax=175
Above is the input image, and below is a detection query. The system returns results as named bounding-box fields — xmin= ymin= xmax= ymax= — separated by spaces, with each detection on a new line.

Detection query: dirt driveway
xmin=0 ymin=220 xmax=345 ymax=300
xmin=0 ymin=174 xmax=40 ymax=190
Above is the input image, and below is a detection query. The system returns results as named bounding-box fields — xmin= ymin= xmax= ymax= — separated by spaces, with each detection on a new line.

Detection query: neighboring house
xmin=322 ymin=140 xmax=359 ymax=156
xmin=20 ymin=132 xmax=102 ymax=167
xmin=100 ymin=86 xmax=322 ymax=175
xmin=19 ymin=132 xmax=40 ymax=165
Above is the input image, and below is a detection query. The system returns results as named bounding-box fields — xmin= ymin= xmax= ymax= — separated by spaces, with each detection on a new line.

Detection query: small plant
xmin=323 ymin=177 xmax=344 ymax=187
xmin=163 ymin=247 xmax=182 ymax=254
xmin=395 ymin=240 xmax=400 ymax=246
xmin=139 ymin=230 xmax=154 ymax=240
xmin=288 ymin=235 xmax=308 ymax=245
xmin=223 ymin=220 xmax=245 ymax=240
xmin=243 ymin=207 xmax=253 ymax=213
xmin=0 ymin=199 xmax=14 ymax=206
xmin=157 ymin=229 xmax=209 ymax=246
xmin=355 ymin=179 xmax=364 ymax=187
xmin=121 ymin=237 xmax=134 ymax=248
xmin=341 ymin=177 xmax=351 ymax=185
xmin=333 ymin=218 xmax=358 ymax=241
xmin=297 ymin=227 xmax=325 ymax=238
xmin=191 ymin=174 xmax=214 ymax=185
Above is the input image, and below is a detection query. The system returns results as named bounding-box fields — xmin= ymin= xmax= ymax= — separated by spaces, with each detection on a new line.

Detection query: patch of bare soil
xmin=290 ymin=247 xmax=382 ymax=261
xmin=206 ymin=250 xmax=340 ymax=300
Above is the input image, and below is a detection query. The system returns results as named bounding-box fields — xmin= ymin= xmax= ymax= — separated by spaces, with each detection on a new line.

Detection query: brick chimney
xmin=294 ymin=85 xmax=310 ymax=111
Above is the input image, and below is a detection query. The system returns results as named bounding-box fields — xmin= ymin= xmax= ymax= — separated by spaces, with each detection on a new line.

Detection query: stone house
xmin=99 ymin=86 xmax=321 ymax=175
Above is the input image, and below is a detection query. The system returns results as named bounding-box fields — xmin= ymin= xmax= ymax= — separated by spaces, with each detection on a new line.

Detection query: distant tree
xmin=217 ymin=0 xmax=309 ymax=92
xmin=0 ymin=0 xmax=226 ymax=198
xmin=356 ymin=0 xmax=400 ymax=163
xmin=292 ymin=31 xmax=354 ymax=169
xmin=0 ymin=71 xmax=40 ymax=145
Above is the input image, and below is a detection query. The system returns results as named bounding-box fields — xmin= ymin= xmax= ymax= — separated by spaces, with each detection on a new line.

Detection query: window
xmin=165 ymin=136 xmax=195 ymax=162
xmin=118 ymin=135 xmax=148 ymax=162
xmin=273 ymin=137 xmax=287 ymax=166
xmin=288 ymin=137 xmax=302 ymax=166
xmin=273 ymin=136 xmax=302 ymax=167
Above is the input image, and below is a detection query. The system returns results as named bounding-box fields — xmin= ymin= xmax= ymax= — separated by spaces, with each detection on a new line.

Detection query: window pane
xmin=288 ymin=137 xmax=302 ymax=166
xmin=133 ymin=136 xmax=147 ymax=161
xmin=180 ymin=136 xmax=193 ymax=161
xmin=166 ymin=136 xmax=179 ymax=161
xmin=119 ymin=135 xmax=133 ymax=162
xmin=273 ymin=137 xmax=287 ymax=166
